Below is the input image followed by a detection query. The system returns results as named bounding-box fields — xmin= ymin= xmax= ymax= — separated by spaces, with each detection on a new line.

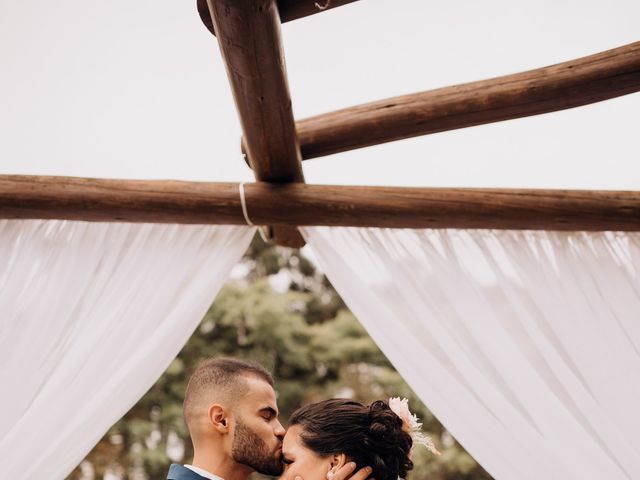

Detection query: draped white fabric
xmin=0 ymin=220 xmax=254 ymax=480
xmin=303 ymin=227 xmax=640 ymax=480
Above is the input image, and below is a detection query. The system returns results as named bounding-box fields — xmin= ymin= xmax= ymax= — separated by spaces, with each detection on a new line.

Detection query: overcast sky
xmin=1 ymin=0 xmax=639 ymax=189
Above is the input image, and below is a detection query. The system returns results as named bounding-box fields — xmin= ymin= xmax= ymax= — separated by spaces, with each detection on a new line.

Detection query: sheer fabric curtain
xmin=303 ymin=227 xmax=640 ymax=480
xmin=0 ymin=220 xmax=254 ymax=480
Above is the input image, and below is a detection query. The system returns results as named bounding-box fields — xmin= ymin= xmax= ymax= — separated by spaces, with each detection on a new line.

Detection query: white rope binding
xmin=239 ymin=182 xmax=270 ymax=242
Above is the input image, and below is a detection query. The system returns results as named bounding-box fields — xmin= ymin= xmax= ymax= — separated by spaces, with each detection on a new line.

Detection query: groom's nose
xmin=274 ymin=419 xmax=286 ymax=438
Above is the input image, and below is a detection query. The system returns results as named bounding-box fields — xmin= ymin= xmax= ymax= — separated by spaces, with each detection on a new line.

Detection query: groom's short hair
xmin=183 ymin=357 xmax=274 ymax=428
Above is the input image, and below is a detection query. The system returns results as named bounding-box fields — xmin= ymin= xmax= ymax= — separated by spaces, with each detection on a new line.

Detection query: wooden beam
xmin=206 ymin=0 xmax=303 ymax=182
xmin=2 ymin=176 xmax=639 ymax=231
xmin=206 ymin=0 xmax=305 ymax=247
xmin=294 ymin=41 xmax=640 ymax=159
xmin=197 ymin=0 xmax=360 ymax=37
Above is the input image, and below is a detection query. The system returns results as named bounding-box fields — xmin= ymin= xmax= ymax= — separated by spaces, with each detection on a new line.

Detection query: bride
xmin=280 ymin=398 xmax=439 ymax=480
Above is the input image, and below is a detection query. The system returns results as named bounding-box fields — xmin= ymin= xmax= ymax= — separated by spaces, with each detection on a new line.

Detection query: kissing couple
xmin=167 ymin=357 xmax=438 ymax=480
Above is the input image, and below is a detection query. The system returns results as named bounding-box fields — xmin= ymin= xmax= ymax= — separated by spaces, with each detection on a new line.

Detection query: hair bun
xmin=365 ymin=400 xmax=414 ymax=480
xmin=368 ymin=400 xmax=403 ymax=437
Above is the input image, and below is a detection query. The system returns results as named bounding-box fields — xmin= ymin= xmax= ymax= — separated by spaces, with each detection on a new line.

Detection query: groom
xmin=167 ymin=357 xmax=369 ymax=480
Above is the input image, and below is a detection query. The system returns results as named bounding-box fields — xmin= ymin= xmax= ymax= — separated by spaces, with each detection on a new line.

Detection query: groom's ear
xmin=330 ymin=453 xmax=347 ymax=469
xmin=208 ymin=404 xmax=230 ymax=433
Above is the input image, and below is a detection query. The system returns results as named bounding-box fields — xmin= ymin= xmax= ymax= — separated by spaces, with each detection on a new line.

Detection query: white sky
xmin=1 ymin=0 xmax=639 ymax=189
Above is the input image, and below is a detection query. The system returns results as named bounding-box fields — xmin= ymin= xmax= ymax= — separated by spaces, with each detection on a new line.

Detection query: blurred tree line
xmin=69 ymin=235 xmax=492 ymax=480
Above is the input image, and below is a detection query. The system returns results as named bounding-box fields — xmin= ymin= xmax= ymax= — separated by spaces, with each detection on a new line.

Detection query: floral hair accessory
xmin=389 ymin=397 xmax=441 ymax=456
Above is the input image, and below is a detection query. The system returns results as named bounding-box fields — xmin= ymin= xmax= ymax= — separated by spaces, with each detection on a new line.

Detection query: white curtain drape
xmin=0 ymin=220 xmax=254 ymax=480
xmin=303 ymin=227 xmax=640 ymax=480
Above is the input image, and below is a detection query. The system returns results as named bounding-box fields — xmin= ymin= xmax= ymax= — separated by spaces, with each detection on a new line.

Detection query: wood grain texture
xmin=2 ymin=176 xmax=639 ymax=231
xmin=206 ymin=0 xmax=305 ymax=247
xmin=295 ymin=41 xmax=640 ymax=159
xmin=206 ymin=0 xmax=303 ymax=183
xmin=198 ymin=0 xmax=360 ymax=36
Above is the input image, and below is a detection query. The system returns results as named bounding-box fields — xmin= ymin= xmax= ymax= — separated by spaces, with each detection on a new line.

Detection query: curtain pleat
xmin=0 ymin=220 xmax=254 ymax=479
xmin=303 ymin=227 xmax=640 ymax=480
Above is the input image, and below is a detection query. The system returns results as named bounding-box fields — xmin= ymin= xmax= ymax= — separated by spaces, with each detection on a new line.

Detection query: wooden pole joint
xmin=206 ymin=0 xmax=306 ymax=247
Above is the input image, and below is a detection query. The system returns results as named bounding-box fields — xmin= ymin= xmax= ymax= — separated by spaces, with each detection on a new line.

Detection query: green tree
xmin=70 ymin=235 xmax=491 ymax=480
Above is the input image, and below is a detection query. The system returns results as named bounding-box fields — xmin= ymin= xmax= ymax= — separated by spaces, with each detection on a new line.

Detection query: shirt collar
xmin=184 ymin=465 xmax=225 ymax=480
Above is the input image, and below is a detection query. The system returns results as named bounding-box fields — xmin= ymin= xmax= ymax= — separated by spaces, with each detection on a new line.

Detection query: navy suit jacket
xmin=167 ymin=464 xmax=210 ymax=480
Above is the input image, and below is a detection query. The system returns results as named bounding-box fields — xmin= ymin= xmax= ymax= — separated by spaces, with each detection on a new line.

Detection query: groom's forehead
xmin=239 ymin=375 xmax=278 ymax=406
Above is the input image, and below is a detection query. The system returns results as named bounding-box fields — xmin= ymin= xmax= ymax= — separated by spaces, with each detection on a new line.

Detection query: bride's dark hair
xmin=288 ymin=398 xmax=414 ymax=480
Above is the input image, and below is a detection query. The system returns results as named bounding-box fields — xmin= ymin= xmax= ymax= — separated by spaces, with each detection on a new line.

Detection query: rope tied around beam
xmin=239 ymin=182 xmax=271 ymax=242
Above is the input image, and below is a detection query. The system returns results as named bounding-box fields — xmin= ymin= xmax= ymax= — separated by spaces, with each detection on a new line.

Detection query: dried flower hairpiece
xmin=389 ymin=397 xmax=441 ymax=456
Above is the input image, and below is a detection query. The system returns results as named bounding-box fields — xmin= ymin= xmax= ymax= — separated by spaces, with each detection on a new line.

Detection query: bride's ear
xmin=208 ymin=404 xmax=230 ymax=433
xmin=329 ymin=453 xmax=347 ymax=469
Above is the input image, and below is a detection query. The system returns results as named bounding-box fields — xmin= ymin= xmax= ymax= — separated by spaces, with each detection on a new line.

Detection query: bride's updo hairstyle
xmin=288 ymin=398 xmax=414 ymax=480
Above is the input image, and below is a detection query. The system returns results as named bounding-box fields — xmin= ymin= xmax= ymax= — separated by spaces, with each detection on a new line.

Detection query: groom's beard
xmin=232 ymin=418 xmax=283 ymax=476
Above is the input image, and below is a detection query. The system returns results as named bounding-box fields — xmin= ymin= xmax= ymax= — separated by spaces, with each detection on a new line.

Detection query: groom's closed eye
xmin=259 ymin=406 xmax=278 ymax=420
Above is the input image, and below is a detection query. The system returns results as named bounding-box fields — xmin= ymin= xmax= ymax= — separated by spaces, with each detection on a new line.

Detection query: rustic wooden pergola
xmin=1 ymin=0 xmax=639 ymax=247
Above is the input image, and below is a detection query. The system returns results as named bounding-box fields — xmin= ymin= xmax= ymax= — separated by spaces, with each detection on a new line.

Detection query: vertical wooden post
xmin=206 ymin=0 xmax=306 ymax=247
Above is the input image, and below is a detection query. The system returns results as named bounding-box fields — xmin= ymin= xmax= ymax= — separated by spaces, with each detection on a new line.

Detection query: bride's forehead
xmin=283 ymin=424 xmax=304 ymax=450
